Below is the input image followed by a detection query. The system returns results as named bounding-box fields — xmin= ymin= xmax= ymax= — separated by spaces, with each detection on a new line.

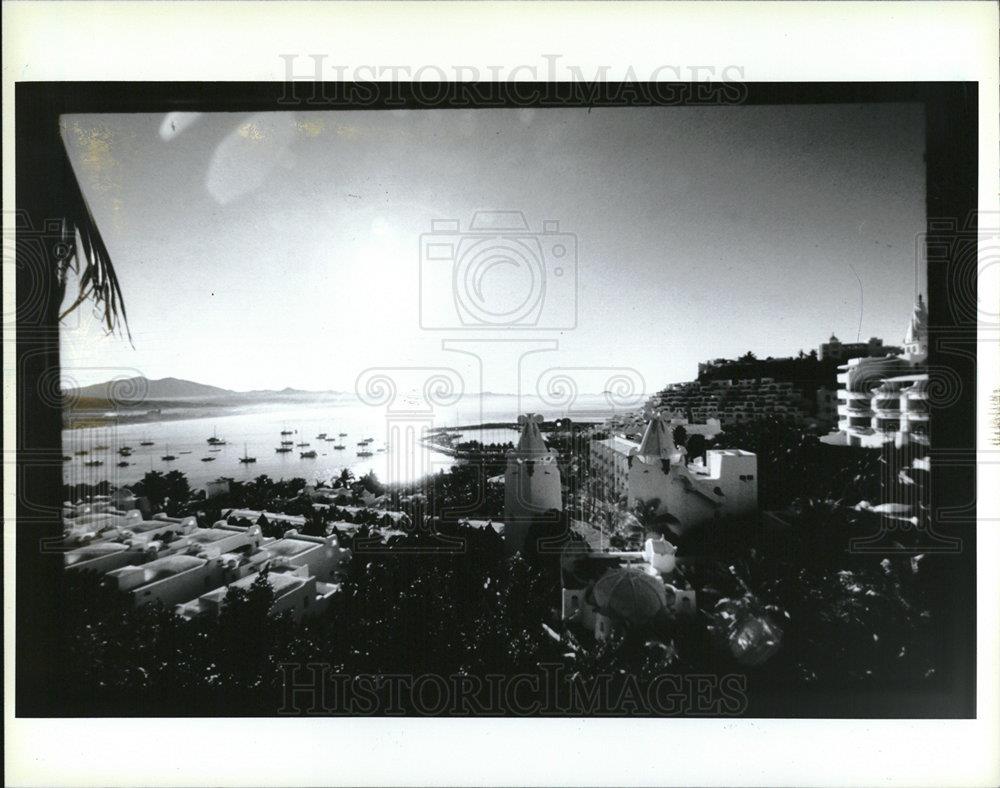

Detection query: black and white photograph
xmin=5 ymin=2 xmax=999 ymax=787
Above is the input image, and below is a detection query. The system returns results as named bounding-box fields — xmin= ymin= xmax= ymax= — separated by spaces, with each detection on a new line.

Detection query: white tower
xmin=902 ymin=294 xmax=928 ymax=364
xmin=627 ymin=411 xmax=757 ymax=532
xmin=504 ymin=413 xmax=562 ymax=555
xmin=626 ymin=411 xmax=685 ymax=517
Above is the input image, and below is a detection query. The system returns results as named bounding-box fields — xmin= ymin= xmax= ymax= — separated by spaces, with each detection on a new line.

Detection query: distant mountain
xmin=63 ymin=376 xmax=357 ymax=407
xmin=67 ymin=376 xmax=235 ymax=402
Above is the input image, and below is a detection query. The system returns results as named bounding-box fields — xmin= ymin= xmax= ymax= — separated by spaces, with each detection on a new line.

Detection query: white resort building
xmin=825 ymin=295 xmax=928 ymax=448
xmin=590 ymin=415 xmax=722 ymax=504
xmin=175 ymin=565 xmax=340 ymax=622
xmin=625 ymin=413 xmax=757 ymax=531
xmin=61 ymin=498 xmax=354 ymax=620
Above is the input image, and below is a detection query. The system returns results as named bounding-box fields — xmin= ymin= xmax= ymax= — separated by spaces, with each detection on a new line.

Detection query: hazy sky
xmin=61 ymin=104 xmax=926 ymax=397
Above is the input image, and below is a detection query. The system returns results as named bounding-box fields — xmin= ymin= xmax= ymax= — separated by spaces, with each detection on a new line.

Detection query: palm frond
xmin=55 ymin=127 xmax=132 ymax=344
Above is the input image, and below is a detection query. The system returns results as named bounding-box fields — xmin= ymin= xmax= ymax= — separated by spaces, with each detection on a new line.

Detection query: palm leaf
xmin=54 ymin=125 xmax=132 ymax=343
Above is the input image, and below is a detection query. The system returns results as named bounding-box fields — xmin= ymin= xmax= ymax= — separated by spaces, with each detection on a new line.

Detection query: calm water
xmin=62 ymin=395 xmax=624 ymax=490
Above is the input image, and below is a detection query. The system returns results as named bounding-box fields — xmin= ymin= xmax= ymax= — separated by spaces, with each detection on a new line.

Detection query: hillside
xmin=66 ymin=376 xmax=235 ymax=402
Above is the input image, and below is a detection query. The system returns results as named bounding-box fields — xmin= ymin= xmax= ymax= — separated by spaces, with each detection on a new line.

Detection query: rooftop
xmin=199 ymin=570 xmax=307 ymax=604
xmin=65 ymin=542 xmax=129 ymax=565
xmin=108 ymin=554 xmax=206 ymax=588
xmin=186 ymin=528 xmax=242 ymax=544
xmin=261 ymin=538 xmax=314 ymax=558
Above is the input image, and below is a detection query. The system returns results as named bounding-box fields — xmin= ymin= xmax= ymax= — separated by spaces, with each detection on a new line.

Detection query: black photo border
xmin=13 ymin=81 xmax=978 ymax=718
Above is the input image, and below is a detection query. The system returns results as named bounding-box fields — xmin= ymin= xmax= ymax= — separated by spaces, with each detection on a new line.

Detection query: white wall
xmin=504 ymin=455 xmax=562 ymax=554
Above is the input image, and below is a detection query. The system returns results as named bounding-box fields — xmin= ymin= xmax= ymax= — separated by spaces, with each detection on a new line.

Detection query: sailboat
xmin=207 ymin=427 xmax=226 ymax=445
xmin=239 ymin=443 xmax=257 ymax=464
xmin=161 ymin=444 xmax=177 ymax=461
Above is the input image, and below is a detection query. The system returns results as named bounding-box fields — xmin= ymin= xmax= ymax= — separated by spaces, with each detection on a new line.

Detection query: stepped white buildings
xmin=826 ymin=296 xmax=928 ymax=448
xmin=61 ymin=498 xmax=352 ymax=619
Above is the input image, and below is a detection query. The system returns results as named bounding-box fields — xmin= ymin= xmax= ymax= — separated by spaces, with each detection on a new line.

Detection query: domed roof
xmin=593 ymin=568 xmax=666 ymax=625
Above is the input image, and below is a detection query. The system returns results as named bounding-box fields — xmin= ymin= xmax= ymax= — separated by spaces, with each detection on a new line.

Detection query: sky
xmin=60 ymin=103 xmax=926 ymax=398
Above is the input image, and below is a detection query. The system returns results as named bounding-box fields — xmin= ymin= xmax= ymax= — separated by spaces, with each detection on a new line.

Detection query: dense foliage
xmin=59 ymin=418 xmax=959 ymax=716
xmin=61 ymin=506 xmax=952 ymax=716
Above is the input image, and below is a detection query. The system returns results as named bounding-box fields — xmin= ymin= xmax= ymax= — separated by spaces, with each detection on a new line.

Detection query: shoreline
xmin=64 ymin=405 xmax=239 ymax=430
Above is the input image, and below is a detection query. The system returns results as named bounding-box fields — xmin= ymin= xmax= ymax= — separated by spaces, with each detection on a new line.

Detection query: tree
xmin=357 ymin=470 xmax=384 ymax=496
xmin=686 ymin=434 xmax=708 ymax=464
xmin=133 ymin=471 xmax=168 ymax=509
xmin=162 ymin=470 xmax=192 ymax=515
xmin=672 ymin=425 xmax=688 ymax=447
xmin=43 ymin=120 xmax=131 ymax=338
xmin=300 ymin=508 xmax=328 ymax=538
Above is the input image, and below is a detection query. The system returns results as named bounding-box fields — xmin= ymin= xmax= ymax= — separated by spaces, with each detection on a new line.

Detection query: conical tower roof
xmin=514 ymin=413 xmax=551 ymax=455
xmin=635 ymin=412 xmax=676 ymax=459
